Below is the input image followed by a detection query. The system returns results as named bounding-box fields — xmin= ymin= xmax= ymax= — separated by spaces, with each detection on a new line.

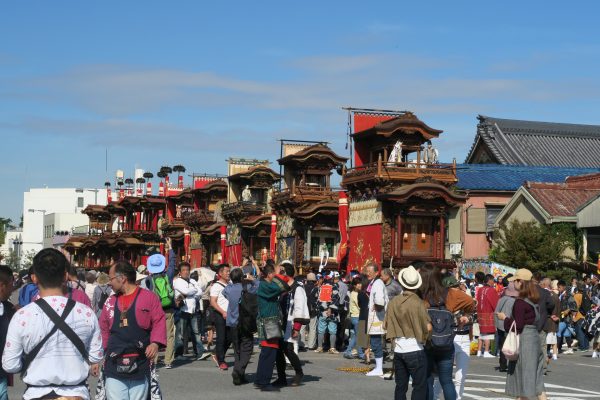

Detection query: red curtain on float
xmin=226 ymin=244 xmax=242 ymax=267
xmin=347 ymin=224 xmax=382 ymax=273
xmin=270 ymin=214 xmax=277 ymax=260
xmin=337 ymin=192 xmax=349 ymax=270
xmin=189 ymin=249 xmax=202 ymax=268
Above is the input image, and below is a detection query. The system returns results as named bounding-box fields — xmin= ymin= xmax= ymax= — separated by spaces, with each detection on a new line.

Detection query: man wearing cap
xmin=304 ymin=272 xmax=319 ymax=350
xmin=143 ymin=250 xmax=176 ymax=368
xmin=384 ymin=266 xmax=431 ymax=399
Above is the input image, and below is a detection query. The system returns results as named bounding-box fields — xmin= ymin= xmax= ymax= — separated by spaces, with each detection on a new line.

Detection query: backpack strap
xmin=22 ymin=299 xmax=82 ymax=376
xmin=36 ymin=298 xmax=89 ymax=362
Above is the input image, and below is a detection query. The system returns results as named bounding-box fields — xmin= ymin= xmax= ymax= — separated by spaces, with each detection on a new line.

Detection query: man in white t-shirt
xmin=365 ymin=263 xmax=389 ymax=377
xmin=3 ymin=248 xmax=103 ymax=400
xmin=173 ymin=262 xmax=209 ymax=361
xmin=210 ymin=264 xmax=231 ymax=370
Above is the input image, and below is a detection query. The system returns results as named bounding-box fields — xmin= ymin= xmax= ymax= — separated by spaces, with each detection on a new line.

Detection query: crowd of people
xmin=0 ymin=245 xmax=599 ymax=400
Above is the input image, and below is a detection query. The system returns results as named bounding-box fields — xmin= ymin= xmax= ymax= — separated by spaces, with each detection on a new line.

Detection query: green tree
xmin=0 ymin=217 xmax=16 ymax=246
xmin=4 ymin=249 xmax=20 ymax=270
xmin=21 ymin=250 xmax=37 ymax=270
xmin=490 ymin=220 xmax=575 ymax=273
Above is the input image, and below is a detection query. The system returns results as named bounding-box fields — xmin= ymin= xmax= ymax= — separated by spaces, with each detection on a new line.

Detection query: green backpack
xmin=152 ymin=274 xmax=174 ymax=309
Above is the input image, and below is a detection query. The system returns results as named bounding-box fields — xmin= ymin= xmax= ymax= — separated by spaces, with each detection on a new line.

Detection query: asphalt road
xmin=8 ymin=347 xmax=600 ymax=399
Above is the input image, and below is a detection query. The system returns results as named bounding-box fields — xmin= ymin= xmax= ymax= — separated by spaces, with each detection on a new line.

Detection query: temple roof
xmin=456 ymin=164 xmax=600 ymax=191
xmin=352 ymin=112 xmax=443 ymax=142
xmin=277 ymin=144 xmax=347 ymax=166
xmin=228 ymin=165 xmax=281 ymax=182
xmin=378 ymin=182 xmax=467 ymax=205
xmin=465 ymin=115 xmax=600 ymax=167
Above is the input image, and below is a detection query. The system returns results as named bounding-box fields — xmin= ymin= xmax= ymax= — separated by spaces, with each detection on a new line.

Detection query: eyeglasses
xmin=109 ymin=275 xmax=122 ymax=282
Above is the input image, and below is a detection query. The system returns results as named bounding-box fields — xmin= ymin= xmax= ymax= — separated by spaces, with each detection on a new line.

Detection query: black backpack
xmin=98 ymin=286 xmax=111 ymax=311
xmin=580 ymin=290 xmax=592 ymax=315
xmin=238 ymin=283 xmax=258 ymax=335
xmin=428 ymin=294 xmax=455 ymax=351
xmin=305 ymin=283 xmax=319 ymax=318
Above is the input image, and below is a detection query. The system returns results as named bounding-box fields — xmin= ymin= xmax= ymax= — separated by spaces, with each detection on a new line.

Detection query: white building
xmin=0 ymin=229 xmax=23 ymax=262
xmin=21 ymin=188 xmax=108 ymax=262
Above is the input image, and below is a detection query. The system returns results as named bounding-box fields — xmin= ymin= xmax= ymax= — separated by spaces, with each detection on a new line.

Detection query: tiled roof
xmin=455 ymin=164 xmax=600 ymax=191
xmin=525 ymin=182 xmax=600 ymax=217
xmin=465 ymin=115 xmax=600 ymax=167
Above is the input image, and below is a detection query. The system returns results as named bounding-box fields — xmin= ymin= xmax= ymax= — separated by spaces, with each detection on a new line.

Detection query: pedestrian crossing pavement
xmin=463 ymin=373 xmax=600 ymax=400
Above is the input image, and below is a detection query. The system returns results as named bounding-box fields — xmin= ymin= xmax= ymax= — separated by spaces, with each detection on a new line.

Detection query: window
xmin=77 ymin=197 xmax=84 ymax=208
xmin=486 ymin=206 xmax=504 ymax=232
xmin=311 ymin=237 xmax=321 ymax=258
xmin=467 ymin=208 xmax=486 ymax=233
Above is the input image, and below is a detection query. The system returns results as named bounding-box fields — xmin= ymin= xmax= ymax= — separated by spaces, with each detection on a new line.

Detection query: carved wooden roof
xmin=277 ymin=144 xmax=347 ymax=167
xmin=377 ymin=182 xmax=466 ymax=206
xmin=352 ymin=112 xmax=443 ymax=142
xmin=228 ymin=165 xmax=281 ymax=184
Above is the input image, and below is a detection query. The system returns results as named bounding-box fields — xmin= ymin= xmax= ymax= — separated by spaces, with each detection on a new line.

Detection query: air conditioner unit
xmin=450 ymin=243 xmax=462 ymax=256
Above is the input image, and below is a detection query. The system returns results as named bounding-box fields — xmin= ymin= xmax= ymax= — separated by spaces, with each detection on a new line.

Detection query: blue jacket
xmin=18 ymin=283 xmax=38 ymax=307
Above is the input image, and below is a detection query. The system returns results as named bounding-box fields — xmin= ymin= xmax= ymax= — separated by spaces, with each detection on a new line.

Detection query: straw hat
xmin=398 ymin=266 xmax=422 ymax=290
xmin=508 ymin=268 xmax=533 ymax=282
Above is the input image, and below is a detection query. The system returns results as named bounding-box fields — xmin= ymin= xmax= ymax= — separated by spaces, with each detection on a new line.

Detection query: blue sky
xmin=2 ymin=1 xmax=600 ymax=222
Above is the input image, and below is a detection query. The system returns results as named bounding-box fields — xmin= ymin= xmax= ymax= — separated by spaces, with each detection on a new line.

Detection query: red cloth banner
xmin=347 ymin=224 xmax=382 ymax=273
xmin=146 ymin=182 xmax=152 ymax=196
xmin=226 ymin=244 xmax=242 ymax=267
xmin=337 ymin=192 xmax=349 ymax=265
xmin=270 ymin=214 xmax=277 ymax=260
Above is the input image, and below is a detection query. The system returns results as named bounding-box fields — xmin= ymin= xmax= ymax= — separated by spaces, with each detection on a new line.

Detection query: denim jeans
xmin=426 ymin=347 xmax=456 ymax=400
xmin=105 ymin=377 xmax=149 ymax=400
xmin=0 ymin=376 xmax=7 ymax=400
xmin=370 ymin=334 xmax=383 ymax=359
xmin=176 ymin=311 xmax=206 ymax=357
xmin=344 ymin=317 xmax=359 ymax=355
xmin=557 ymin=321 xmax=573 ymax=338
xmin=317 ymin=316 xmax=338 ymax=334
xmin=394 ymin=350 xmax=428 ymax=400
xmin=575 ymin=319 xmax=590 ymax=350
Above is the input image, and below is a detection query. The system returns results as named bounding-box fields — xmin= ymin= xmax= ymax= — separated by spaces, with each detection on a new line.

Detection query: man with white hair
xmin=365 ymin=263 xmax=389 ymax=377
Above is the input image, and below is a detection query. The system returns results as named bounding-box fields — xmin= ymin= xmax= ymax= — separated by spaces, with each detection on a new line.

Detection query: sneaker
xmin=476 ymin=351 xmax=482 ymax=357
xmin=564 ymin=348 xmax=574 ymax=354
xmin=366 ymin=368 xmax=383 ymax=377
xmin=483 ymin=352 xmax=495 ymax=358
xmin=219 ymin=362 xmax=229 ymax=371
xmin=164 ymin=364 xmax=172 ymax=369
xmin=552 ymin=354 xmax=558 ymax=361
xmin=592 ymin=351 xmax=599 ymax=359
xmin=197 ymin=353 xmax=212 ymax=361
xmin=314 ymin=347 xmax=324 ymax=353
xmin=382 ymin=371 xmax=393 ymax=380
xmin=328 ymin=348 xmax=339 ymax=354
